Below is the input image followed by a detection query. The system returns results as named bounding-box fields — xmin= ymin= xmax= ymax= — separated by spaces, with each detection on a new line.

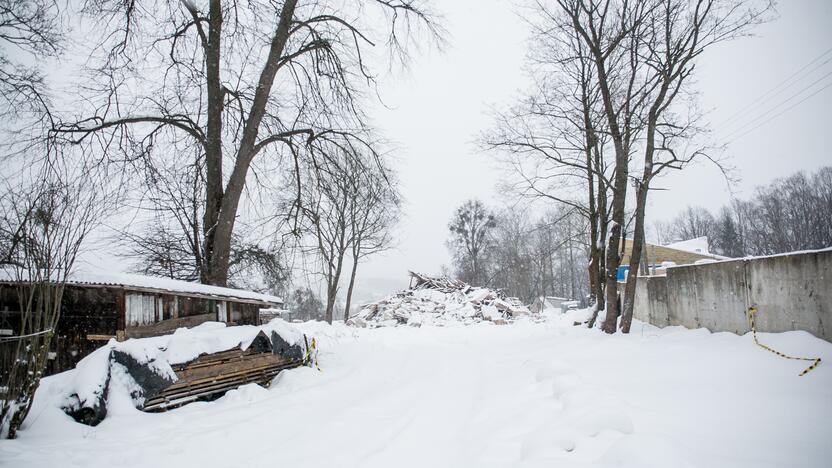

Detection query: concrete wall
xmin=633 ymin=276 xmax=670 ymax=327
xmin=632 ymin=249 xmax=831 ymax=342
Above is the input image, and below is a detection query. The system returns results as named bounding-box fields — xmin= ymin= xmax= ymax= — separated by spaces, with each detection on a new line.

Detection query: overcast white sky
xmin=62 ymin=0 xmax=831 ymax=302
xmin=348 ymin=0 xmax=832 ymax=296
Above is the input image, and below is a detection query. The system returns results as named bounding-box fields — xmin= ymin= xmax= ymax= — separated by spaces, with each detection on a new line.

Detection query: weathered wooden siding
xmin=1 ymin=283 xmax=266 ymax=376
xmin=0 ymin=285 xmax=121 ymax=374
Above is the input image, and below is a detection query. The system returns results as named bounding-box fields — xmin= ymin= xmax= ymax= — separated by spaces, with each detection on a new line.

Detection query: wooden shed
xmin=0 ymin=272 xmax=283 ymax=375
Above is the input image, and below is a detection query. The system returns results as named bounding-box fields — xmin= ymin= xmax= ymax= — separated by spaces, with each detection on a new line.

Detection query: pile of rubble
xmin=347 ymin=272 xmax=533 ymax=328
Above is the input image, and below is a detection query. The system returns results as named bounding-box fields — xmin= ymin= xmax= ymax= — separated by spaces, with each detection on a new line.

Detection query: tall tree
xmin=343 ymin=160 xmax=399 ymax=321
xmin=711 ymin=206 xmax=744 ymax=257
xmin=618 ymin=0 xmax=773 ymax=332
xmin=550 ymin=0 xmax=655 ymax=333
xmin=447 ymin=199 xmax=497 ymax=286
xmin=302 ymin=154 xmax=353 ymax=324
xmin=49 ymin=0 xmax=441 ymax=286
xmin=667 ymin=206 xmax=716 ymax=242
xmin=481 ymin=7 xmax=614 ymax=324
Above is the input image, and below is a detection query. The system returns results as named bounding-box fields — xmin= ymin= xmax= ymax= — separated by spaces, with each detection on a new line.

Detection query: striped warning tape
xmin=747 ymin=307 xmax=821 ymax=376
xmin=302 ymin=335 xmax=321 ymax=371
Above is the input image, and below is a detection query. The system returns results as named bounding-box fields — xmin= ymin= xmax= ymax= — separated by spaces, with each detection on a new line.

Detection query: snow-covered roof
xmin=0 ymin=270 xmax=283 ymax=305
xmin=663 ymin=236 xmax=730 ymax=260
xmin=664 ymin=236 xmax=711 ymax=254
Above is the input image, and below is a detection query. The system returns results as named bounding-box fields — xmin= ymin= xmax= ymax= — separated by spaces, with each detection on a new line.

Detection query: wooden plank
xmin=154 ymin=360 xmax=302 ymax=398
xmin=124 ymin=312 xmax=215 ymax=339
xmin=86 ymin=334 xmax=116 ymax=341
xmin=143 ymin=360 xmax=302 ymax=412
xmin=146 ymin=370 xmax=289 ymax=409
xmin=174 ymin=354 xmax=295 ymax=383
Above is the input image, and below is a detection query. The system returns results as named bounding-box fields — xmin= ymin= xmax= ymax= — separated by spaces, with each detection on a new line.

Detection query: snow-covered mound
xmin=348 ymin=272 xmax=534 ymax=328
xmin=58 ymin=319 xmax=311 ymax=425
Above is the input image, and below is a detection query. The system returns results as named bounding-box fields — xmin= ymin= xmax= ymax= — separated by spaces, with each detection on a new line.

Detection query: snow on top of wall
xmin=0 ymin=269 xmax=283 ymax=305
xmin=666 ymin=246 xmax=832 ymax=269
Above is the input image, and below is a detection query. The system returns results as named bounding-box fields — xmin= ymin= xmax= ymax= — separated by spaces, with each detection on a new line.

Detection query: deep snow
xmin=1 ymin=311 xmax=830 ymax=468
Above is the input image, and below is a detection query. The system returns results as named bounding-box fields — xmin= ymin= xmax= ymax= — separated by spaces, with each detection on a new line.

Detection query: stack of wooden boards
xmin=62 ymin=328 xmax=312 ymax=425
xmin=143 ymin=334 xmax=304 ymax=411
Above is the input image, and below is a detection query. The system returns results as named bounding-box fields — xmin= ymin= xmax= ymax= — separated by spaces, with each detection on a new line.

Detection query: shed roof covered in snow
xmin=0 ymin=270 xmax=283 ymax=306
xmin=619 ymin=237 xmax=727 ymax=267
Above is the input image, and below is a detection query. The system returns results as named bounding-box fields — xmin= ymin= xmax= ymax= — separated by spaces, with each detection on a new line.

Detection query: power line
xmin=719 ymin=46 xmax=832 ymax=127
xmin=722 ymin=68 xmax=832 ymax=141
xmin=725 ymin=78 xmax=832 ymax=144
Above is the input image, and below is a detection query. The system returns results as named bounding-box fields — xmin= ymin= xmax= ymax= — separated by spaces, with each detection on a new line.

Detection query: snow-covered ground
xmin=2 ymin=311 xmax=831 ymax=468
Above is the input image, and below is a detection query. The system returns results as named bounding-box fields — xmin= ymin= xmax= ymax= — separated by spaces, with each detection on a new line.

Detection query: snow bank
xmin=5 ymin=312 xmax=831 ymax=468
xmin=348 ymin=272 xmax=534 ymax=328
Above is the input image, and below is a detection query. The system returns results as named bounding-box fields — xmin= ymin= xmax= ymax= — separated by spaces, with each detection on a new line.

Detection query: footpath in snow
xmin=1 ymin=311 xmax=830 ymax=468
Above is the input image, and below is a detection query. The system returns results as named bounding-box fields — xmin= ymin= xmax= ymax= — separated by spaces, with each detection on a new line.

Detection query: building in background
xmin=618 ymin=236 xmax=728 ymax=280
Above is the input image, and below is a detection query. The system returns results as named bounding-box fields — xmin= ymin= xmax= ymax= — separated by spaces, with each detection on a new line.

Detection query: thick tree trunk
xmin=595 ymin=148 xmax=608 ymax=310
xmin=201 ymin=0 xmax=299 ymax=286
xmin=325 ymin=247 xmax=347 ymax=324
xmin=600 ymin=213 xmax=624 ymax=333
xmin=344 ymin=258 xmax=359 ymax=322
xmin=620 ymin=183 xmax=649 ymax=333
xmin=325 ymin=282 xmax=337 ymax=324
xmin=572 ymin=40 xmax=630 ymax=334
xmin=620 ymin=107 xmax=661 ymax=333
xmin=598 ymin=123 xmax=629 ymax=332
xmin=201 ymin=0 xmax=225 ymax=285
xmin=595 ymin=147 xmax=608 ymax=313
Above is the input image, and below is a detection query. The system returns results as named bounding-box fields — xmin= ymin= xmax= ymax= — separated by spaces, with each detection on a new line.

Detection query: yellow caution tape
xmin=747 ymin=307 xmax=821 ymax=376
xmin=302 ymin=335 xmax=321 ymax=371
xmin=310 ymin=337 xmax=320 ymax=371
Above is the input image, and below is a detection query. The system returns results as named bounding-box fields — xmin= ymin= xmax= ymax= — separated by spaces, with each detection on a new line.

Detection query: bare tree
xmin=0 ymin=0 xmax=63 ymax=119
xmin=711 ymin=206 xmax=744 ymax=257
xmin=122 ymin=221 xmax=202 ymax=280
xmin=666 ymin=206 xmax=716 ymax=242
xmin=619 ymin=0 xmax=773 ymax=333
xmin=302 ymin=160 xmax=352 ymax=324
xmin=0 ymin=161 xmax=109 ymax=439
xmin=343 ymin=160 xmax=400 ymax=321
xmin=48 ymin=0 xmax=442 ymax=287
xmin=299 ymin=150 xmax=396 ymax=323
xmin=487 ymin=206 xmax=590 ymax=304
xmin=543 ymin=0 xmax=658 ymax=333
xmin=489 ymin=208 xmax=536 ymax=301
xmin=481 ymin=6 xmax=616 ymax=325
xmin=447 ymin=199 xmax=497 ymax=286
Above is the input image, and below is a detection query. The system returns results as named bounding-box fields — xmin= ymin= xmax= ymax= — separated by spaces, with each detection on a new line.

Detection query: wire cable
xmin=725 ymin=78 xmax=832 ymax=143
xmin=719 ymin=46 xmax=832 ymax=127
xmin=722 ymin=69 xmax=832 ymax=140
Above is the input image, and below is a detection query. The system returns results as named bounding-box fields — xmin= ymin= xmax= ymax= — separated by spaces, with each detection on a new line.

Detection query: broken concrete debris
xmin=348 ymin=271 xmax=533 ymax=328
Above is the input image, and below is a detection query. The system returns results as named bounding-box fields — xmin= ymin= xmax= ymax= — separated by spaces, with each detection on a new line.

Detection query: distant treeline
xmin=446 ymin=200 xmax=590 ymax=305
xmin=657 ymin=166 xmax=832 ymax=257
